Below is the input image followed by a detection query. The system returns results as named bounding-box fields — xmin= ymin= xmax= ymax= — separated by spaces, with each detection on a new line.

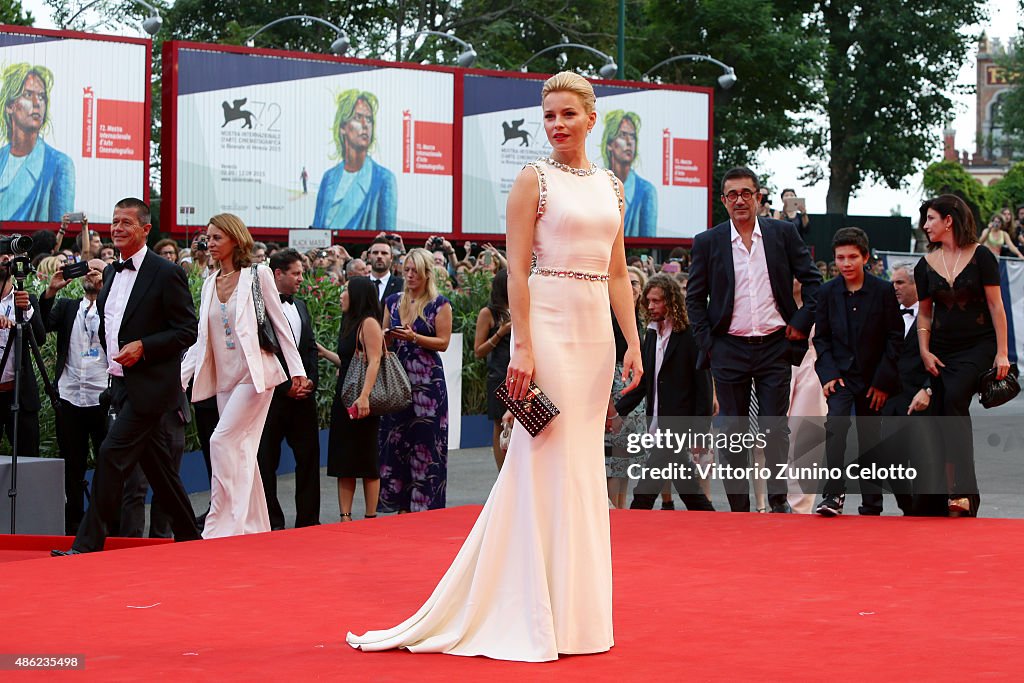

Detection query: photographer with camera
xmin=184 ymin=233 xmax=213 ymax=278
xmin=40 ymin=258 xmax=108 ymax=534
xmin=0 ymin=244 xmax=45 ymax=460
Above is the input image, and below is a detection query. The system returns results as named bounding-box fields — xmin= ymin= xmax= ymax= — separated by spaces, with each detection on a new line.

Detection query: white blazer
xmin=182 ymin=264 xmax=306 ymax=401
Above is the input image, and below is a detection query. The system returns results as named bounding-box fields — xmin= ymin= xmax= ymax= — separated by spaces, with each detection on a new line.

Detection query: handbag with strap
xmin=250 ymin=265 xmax=280 ymax=354
xmin=340 ymin=321 xmax=413 ymax=415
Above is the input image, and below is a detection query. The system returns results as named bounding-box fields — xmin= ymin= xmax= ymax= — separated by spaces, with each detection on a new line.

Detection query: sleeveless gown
xmin=346 ymin=159 xmax=622 ymax=661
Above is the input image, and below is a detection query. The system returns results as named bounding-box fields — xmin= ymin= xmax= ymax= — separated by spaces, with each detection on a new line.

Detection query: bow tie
xmin=113 ymin=259 xmax=136 ymax=273
xmin=901 ymin=308 xmax=915 ymax=316
xmin=280 ymin=294 xmax=294 ymax=305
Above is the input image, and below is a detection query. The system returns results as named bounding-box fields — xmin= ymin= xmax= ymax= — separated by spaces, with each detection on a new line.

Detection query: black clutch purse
xmin=978 ymin=364 xmax=1020 ymax=409
xmin=495 ymin=381 xmax=560 ymax=437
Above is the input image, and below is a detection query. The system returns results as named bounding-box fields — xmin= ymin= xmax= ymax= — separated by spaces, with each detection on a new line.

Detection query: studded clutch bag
xmin=495 ymin=382 xmax=560 ymax=438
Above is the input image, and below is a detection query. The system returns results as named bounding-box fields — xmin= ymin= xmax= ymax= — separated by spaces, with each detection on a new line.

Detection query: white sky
xmin=20 ymin=0 xmax=1022 ymax=217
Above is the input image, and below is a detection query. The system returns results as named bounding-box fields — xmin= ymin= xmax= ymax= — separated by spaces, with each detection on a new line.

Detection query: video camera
xmin=0 ymin=234 xmax=33 ymax=256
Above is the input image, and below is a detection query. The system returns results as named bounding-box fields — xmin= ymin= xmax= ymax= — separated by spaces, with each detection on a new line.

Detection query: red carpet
xmin=3 ymin=507 xmax=1023 ymax=680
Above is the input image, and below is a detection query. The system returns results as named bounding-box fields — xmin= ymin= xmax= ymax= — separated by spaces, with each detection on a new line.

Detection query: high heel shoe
xmin=948 ymin=497 xmax=971 ymax=516
xmin=340 ymin=512 xmax=353 ymax=522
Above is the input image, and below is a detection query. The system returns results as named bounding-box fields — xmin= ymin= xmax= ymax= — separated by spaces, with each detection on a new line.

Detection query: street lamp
xmin=644 ymin=54 xmax=737 ymax=90
xmin=520 ymin=43 xmax=618 ymax=79
xmin=63 ymin=0 xmax=162 ymax=37
xmin=389 ymin=30 xmax=477 ymax=68
xmin=245 ymin=15 xmax=350 ymax=56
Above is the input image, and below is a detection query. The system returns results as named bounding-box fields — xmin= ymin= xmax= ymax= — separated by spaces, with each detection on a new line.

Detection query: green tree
xmin=806 ymin=1 xmax=986 ymax=214
xmin=0 ymin=0 xmax=32 ymax=25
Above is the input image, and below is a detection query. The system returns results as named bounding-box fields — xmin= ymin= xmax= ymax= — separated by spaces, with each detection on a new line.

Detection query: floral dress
xmin=377 ymin=293 xmax=450 ymax=512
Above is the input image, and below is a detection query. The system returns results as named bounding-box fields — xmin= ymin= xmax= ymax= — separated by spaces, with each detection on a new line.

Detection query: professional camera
xmin=0 ymin=234 xmax=33 ymax=256
xmin=195 ymin=238 xmax=209 ymax=251
xmin=426 ymin=236 xmax=445 ymax=252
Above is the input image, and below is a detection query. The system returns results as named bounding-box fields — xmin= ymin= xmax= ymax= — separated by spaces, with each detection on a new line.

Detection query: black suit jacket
xmin=896 ymin=313 xmax=930 ymax=396
xmin=378 ymin=275 xmax=403 ymax=302
xmin=686 ymin=217 xmax=821 ymax=369
xmin=0 ymin=291 xmax=45 ymax=411
xmin=97 ymin=250 xmax=198 ymax=415
xmin=274 ymin=296 xmax=319 ymax=396
xmin=812 ymin=273 xmax=903 ymax=394
xmin=615 ymin=326 xmax=713 ymax=423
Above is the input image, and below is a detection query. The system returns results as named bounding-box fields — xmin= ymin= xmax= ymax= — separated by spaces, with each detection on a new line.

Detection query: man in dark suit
xmin=880 ymin=261 xmax=944 ymax=515
xmin=812 ymin=228 xmax=903 ymax=516
xmin=612 ymin=274 xmax=715 ymax=511
xmin=686 ymin=166 xmax=821 ymax=513
xmin=257 ymin=248 xmax=321 ymax=529
xmin=53 ymin=198 xmax=200 ymax=555
xmin=40 ymin=259 xmax=108 ymax=534
xmin=367 ymin=236 xmax=403 ymax=302
xmin=0 ymin=253 xmax=46 ymax=459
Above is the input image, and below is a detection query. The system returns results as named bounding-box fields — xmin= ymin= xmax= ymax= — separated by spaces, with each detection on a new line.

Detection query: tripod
xmin=0 ymin=258 xmax=60 ymax=534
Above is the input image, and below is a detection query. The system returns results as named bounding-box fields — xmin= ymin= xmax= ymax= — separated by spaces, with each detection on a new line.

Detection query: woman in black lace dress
xmin=915 ymin=195 xmax=1011 ymax=517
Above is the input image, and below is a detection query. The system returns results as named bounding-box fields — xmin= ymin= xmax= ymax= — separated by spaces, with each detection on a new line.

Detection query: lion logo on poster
xmin=221 ymin=98 xmax=254 ymax=129
xmin=501 ymin=119 xmax=530 ymax=147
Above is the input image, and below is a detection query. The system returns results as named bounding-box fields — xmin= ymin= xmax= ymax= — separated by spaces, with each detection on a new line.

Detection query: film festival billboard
xmin=0 ymin=28 xmax=149 ymax=225
xmin=170 ymin=45 xmax=454 ymax=234
xmin=462 ymin=74 xmax=711 ymax=240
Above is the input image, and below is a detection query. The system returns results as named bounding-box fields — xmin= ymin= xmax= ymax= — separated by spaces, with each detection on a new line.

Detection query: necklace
xmin=217 ymin=269 xmax=237 ymax=279
xmin=545 ymin=157 xmax=598 ymax=176
xmin=940 ymin=246 xmax=962 ymax=286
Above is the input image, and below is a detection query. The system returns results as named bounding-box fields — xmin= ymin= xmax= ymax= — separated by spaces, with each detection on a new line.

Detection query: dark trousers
xmin=55 ymin=399 xmax=106 ymax=535
xmin=194 ymin=396 xmax=219 ymax=483
xmin=257 ymin=394 xmax=320 ymax=529
xmin=73 ymin=378 xmax=200 ymax=552
xmin=712 ymin=334 xmax=791 ymax=511
xmin=629 ymin=446 xmax=714 ymax=511
xmin=0 ymin=390 xmax=39 ymax=458
xmin=117 ymin=409 xmax=187 ymax=538
xmin=881 ymin=391 xmax=940 ymax=516
xmin=822 ymin=382 xmax=883 ymax=514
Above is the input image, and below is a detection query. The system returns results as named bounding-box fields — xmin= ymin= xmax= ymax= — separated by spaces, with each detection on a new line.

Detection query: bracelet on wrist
xmin=917 ymin=327 xmax=930 ymax=333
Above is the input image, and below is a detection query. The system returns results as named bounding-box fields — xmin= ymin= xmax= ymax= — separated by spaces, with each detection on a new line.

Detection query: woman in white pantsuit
xmin=181 ymin=213 xmax=311 ymax=538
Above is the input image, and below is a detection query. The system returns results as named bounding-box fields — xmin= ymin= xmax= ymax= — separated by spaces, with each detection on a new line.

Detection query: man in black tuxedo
xmin=257 ymin=248 xmax=321 ymax=529
xmin=880 ymin=262 xmax=944 ymax=515
xmin=812 ymin=228 xmax=903 ymax=516
xmin=686 ymin=166 xmax=821 ymax=513
xmin=0 ymin=254 xmax=46 ymax=459
xmin=367 ymin=237 xmax=403 ymax=302
xmin=54 ymin=198 xmax=200 ymax=555
xmin=612 ymin=274 xmax=715 ymax=511
xmin=40 ymin=259 xmax=108 ymax=534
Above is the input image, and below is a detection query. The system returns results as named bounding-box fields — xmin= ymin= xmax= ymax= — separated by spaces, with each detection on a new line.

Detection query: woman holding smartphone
xmin=377 ymin=248 xmax=452 ymax=513
xmin=322 ymin=276 xmax=384 ymax=521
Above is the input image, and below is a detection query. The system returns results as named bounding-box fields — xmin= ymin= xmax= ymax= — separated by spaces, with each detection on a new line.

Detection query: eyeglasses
xmin=722 ymin=189 xmax=757 ymax=203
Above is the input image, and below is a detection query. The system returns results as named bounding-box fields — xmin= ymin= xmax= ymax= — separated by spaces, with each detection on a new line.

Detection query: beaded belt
xmin=531 ymin=266 xmax=609 ymax=282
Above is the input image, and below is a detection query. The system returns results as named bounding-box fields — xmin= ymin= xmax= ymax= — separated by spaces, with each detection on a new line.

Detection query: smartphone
xmin=62 ymin=261 xmax=91 ymax=280
xmin=640 ymin=255 xmax=648 ymax=263
xmin=347 ymin=405 xmax=359 ymax=419
xmin=64 ymin=212 xmax=86 ymax=223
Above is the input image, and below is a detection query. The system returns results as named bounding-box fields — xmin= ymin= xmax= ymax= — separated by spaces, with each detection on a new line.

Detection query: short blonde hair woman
xmin=376 ymin=246 xmax=452 ymax=515
xmin=36 ymin=255 xmax=64 ymax=278
xmin=180 ymin=212 xmax=312 ymax=539
xmin=349 ymin=72 xmax=641 ymax=661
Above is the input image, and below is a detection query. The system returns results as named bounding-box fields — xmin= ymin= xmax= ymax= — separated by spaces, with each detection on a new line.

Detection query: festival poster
xmin=0 ymin=30 xmax=147 ymax=224
xmin=174 ymin=47 xmax=454 ymax=233
xmin=461 ymin=74 xmax=710 ymax=239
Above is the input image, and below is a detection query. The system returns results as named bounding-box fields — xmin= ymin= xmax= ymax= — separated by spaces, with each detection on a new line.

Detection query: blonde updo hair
xmin=541 ymin=71 xmax=597 ymax=114
xmin=207 ymin=213 xmax=254 ymax=270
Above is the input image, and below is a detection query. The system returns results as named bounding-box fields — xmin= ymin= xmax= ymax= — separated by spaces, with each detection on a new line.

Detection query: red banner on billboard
xmin=95 ymin=99 xmax=145 ymax=160
xmin=82 ymin=87 xmax=94 ymax=158
xmin=662 ymin=129 xmax=708 ymax=188
xmin=413 ymin=121 xmax=452 ymax=175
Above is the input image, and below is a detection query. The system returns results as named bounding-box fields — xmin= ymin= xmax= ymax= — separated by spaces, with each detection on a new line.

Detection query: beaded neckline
xmin=544 ymin=157 xmax=598 ymax=176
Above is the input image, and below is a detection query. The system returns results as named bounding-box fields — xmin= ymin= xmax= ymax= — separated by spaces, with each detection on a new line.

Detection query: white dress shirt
xmin=371 ymin=272 xmax=392 ymax=301
xmin=0 ymin=287 xmax=34 ymax=384
xmin=58 ymin=298 xmax=107 ymax=407
xmin=901 ymin=301 xmax=919 ymax=338
xmin=104 ymin=246 xmax=148 ymax=377
xmin=281 ymin=298 xmax=302 ymax=344
xmin=647 ymin=319 xmax=672 ymax=434
xmin=727 ymin=220 xmax=786 ymax=337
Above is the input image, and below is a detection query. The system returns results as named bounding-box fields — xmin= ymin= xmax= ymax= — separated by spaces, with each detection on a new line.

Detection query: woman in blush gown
xmin=346 ymin=71 xmax=643 ymax=661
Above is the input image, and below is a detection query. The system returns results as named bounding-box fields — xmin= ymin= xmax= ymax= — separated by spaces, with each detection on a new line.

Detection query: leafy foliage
xmin=922 ymin=159 xmax=1024 ymax=226
xmin=805 ymin=1 xmax=987 ymax=214
xmin=0 ymin=0 xmax=32 ymax=25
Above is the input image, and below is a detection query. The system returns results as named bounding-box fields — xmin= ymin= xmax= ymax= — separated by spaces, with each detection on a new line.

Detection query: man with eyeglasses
xmin=686 ymin=166 xmax=821 ymax=513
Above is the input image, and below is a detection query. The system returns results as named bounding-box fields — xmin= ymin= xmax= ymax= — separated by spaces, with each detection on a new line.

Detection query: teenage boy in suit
xmin=813 ymin=228 xmax=903 ymax=516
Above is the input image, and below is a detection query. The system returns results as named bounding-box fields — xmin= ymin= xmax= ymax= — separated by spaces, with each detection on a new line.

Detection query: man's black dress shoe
xmin=50 ymin=549 xmax=83 ymax=557
xmin=770 ymin=502 xmax=793 ymax=514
